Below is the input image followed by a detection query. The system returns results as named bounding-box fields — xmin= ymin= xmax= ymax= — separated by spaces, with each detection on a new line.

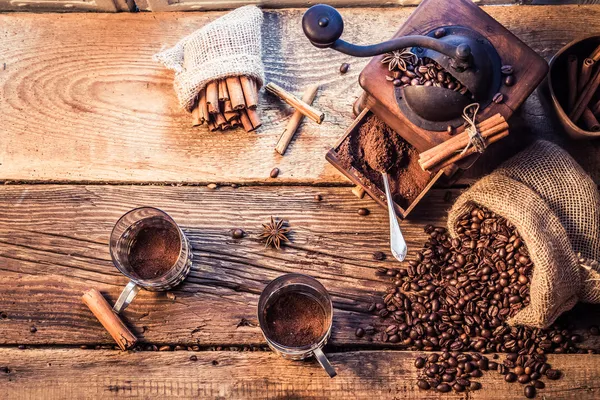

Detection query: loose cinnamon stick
xmin=582 ymin=108 xmax=600 ymax=132
xmin=578 ymin=58 xmax=595 ymax=93
xmin=591 ymin=44 xmax=600 ymax=62
xmin=239 ymin=109 xmax=255 ymax=132
xmin=246 ymin=108 xmax=262 ymax=130
xmin=224 ymin=99 xmax=234 ymax=113
xmin=226 ymin=76 xmax=246 ymax=110
xmin=206 ymin=81 xmax=219 ymax=114
xmin=218 ymin=79 xmax=230 ymax=102
xmin=435 ymin=130 xmax=509 ymax=171
xmin=230 ymin=118 xmax=240 ymax=128
xmin=419 ymin=113 xmax=504 ymax=164
xmin=191 ymin=99 xmax=201 ymax=127
xmin=567 ymin=55 xmax=579 ymax=112
xmin=265 ymin=82 xmax=325 ymax=124
xmin=240 ymin=76 xmax=259 ymax=109
xmin=275 ymin=84 xmax=319 ymax=155
xmin=570 ymin=67 xmax=600 ymax=123
xmin=592 ymin=97 xmax=600 ymax=116
xmin=199 ymin=89 xmax=208 ymax=123
xmin=82 ymin=288 xmax=137 ymax=351
xmin=419 ymin=115 xmax=508 ymax=171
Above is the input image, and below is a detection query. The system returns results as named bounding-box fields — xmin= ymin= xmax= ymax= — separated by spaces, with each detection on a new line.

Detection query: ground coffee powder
xmin=128 ymin=226 xmax=180 ymax=280
xmin=337 ymin=114 xmax=431 ymax=208
xmin=265 ymin=291 xmax=327 ymax=347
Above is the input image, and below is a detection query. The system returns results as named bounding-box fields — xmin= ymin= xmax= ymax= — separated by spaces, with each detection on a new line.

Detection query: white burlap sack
xmin=154 ymin=5 xmax=264 ymax=111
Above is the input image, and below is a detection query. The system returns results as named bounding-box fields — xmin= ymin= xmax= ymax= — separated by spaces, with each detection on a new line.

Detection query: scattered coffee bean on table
xmin=270 ymin=168 xmax=280 ymax=178
xmin=340 ymin=63 xmax=350 ymax=74
xmin=358 ymin=208 xmax=370 ymax=216
xmin=232 ymin=229 xmax=244 ymax=239
xmin=356 ymin=204 xmax=584 ymax=398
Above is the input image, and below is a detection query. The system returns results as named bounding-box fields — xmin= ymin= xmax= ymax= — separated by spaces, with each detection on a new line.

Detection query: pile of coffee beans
xmin=385 ymin=56 xmax=471 ymax=97
xmin=357 ymin=205 xmax=586 ymax=398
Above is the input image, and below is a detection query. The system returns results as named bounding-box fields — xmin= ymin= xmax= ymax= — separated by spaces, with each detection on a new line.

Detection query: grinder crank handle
xmin=302 ymin=4 xmax=472 ymax=71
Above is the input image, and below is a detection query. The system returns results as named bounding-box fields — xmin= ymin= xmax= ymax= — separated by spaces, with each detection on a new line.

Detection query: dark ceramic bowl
xmin=547 ymin=34 xmax=600 ymax=140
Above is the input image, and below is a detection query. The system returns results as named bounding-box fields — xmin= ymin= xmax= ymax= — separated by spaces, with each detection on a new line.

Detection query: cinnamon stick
xmin=582 ymin=108 xmax=600 ymax=132
xmin=206 ymin=81 xmax=219 ymax=114
xmin=265 ymin=82 xmax=325 ymax=124
xmin=230 ymin=118 xmax=240 ymax=128
xmin=419 ymin=114 xmax=508 ymax=171
xmin=275 ymin=84 xmax=319 ymax=155
xmin=578 ymin=58 xmax=595 ymax=93
xmin=226 ymin=76 xmax=246 ymax=110
xmin=224 ymin=99 xmax=234 ymax=113
xmin=207 ymin=116 xmax=219 ymax=132
xmin=215 ymin=113 xmax=227 ymax=128
xmin=82 ymin=289 xmax=137 ymax=351
xmin=435 ymin=130 xmax=509 ymax=171
xmin=199 ymin=89 xmax=208 ymax=123
xmin=239 ymin=109 xmax=255 ymax=132
xmin=419 ymin=113 xmax=504 ymax=164
xmin=567 ymin=54 xmax=579 ymax=112
xmin=240 ymin=76 xmax=259 ymax=109
xmin=592 ymin=97 xmax=600 ymax=116
xmin=591 ymin=44 xmax=600 ymax=62
xmin=218 ymin=79 xmax=230 ymax=102
xmin=569 ymin=67 xmax=600 ymax=123
xmin=191 ymin=99 xmax=201 ymax=127
xmin=246 ymin=108 xmax=261 ymax=130
xmin=224 ymin=110 xmax=238 ymax=122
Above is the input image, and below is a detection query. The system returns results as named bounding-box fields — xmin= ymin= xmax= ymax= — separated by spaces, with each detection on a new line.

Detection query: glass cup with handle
xmin=258 ymin=273 xmax=337 ymax=378
xmin=109 ymin=207 xmax=193 ymax=313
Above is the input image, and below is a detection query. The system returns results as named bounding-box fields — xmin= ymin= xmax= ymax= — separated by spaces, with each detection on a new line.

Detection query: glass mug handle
xmin=313 ymin=347 xmax=337 ymax=378
xmin=113 ymin=281 xmax=141 ymax=314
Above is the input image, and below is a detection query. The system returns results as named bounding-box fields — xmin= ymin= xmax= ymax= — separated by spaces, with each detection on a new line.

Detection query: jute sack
xmin=154 ymin=5 xmax=264 ymax=111
xmin=447 ymin=140 xmax=600 ymax=328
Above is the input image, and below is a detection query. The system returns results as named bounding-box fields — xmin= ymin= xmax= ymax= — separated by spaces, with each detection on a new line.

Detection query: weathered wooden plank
xmin=1 ymin=185 xmax=599 ymax=349
xmin=0 ymin=7 xmax=599 ymax=184
xmin=0 ymin=0 xmax=119 ymax=12
xmin=1 ymin=349 xmax=599 ymax=399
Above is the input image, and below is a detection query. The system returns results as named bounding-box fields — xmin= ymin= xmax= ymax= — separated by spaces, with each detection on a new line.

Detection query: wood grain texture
xmin=0 ymin=0 xmax=119 ymax=11
xmin=1 ymin=8 xmax=600 ymax=184
xmin=1 ymin=349 xmax=600 ymax=399
xmin=1 ymin=185 xmax=600 ymax=348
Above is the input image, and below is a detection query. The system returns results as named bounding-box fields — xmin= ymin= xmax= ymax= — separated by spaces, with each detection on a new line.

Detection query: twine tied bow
xmin=460 ymin=103 xmax=487 ymax=155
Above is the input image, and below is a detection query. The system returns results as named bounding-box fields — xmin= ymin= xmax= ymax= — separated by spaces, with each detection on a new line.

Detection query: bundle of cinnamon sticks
xmin=418 ymin=113 xmax=509 ymax=172
xmin=566 ymin=44 xmax=600 ymax=132
xmin=191 ymin=75 xmax=261 ymax=132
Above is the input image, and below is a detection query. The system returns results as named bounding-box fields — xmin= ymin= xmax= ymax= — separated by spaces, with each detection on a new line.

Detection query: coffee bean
xmin=373 ymin=251 xmax=386 ymax=261
xmin=207 ymin=183 xmax=218 ymax=190
xmin=470 ymin=381 xmax=482 ymax=391
xmin=524 ymin=385 xmax=536 ymax=399
xmin=189 ymin=355 xmax=198 ymax=361
xmin=501 ymin=65 xmax=514 ymax=75
xmin=417 ymin=379 xmax=430 ymax=390
xmin=493 ymin=92 xmax=504 ymax=104
xmin=30 ymin=326 xmax=37 ymax=333
xmin=504 ymin=75 xmax=515 ymax=86
xmin=415 ymin=357 xmax=426 ymax=369
xmin=453 ymin=383 xmax=465 ymax=392
xmin=533 ymin=380 xmax=545 ymax=389
xmin=355 ymin=328 xmax=365 ymax=338
xmin=314 ymin=194 xmax=322 ymax=201
xmin=505 ymin=372 xmax=517 ymax=382
xmin=489 ymin=361 xmax=498 ymax=370
xmin=340 ymin=63 xmax=350 ymax=74
xmin=232 ymin=229 xmax=244 ymax=239
xmin=518 ymin=374 xmax=531 ymax=384
xmin=393 ymin=79 xmax=402 ymax=87
xmin=358 ymin=208 xmax=370 ymax=216
xmin=546 ymin=369 xmax=561 ymax=380
xmin=436 ymin=383 xmax=451 ymax=393
xmin=270 ymin=168 xmax=280 ymax=178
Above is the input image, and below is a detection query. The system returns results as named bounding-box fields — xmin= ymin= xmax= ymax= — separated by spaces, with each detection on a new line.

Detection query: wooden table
xmin=1 ymin=5 xmax=600 ymax=399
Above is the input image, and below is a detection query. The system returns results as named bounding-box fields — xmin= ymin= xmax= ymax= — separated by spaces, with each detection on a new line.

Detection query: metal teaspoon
xmin=381 ymin=171 xmax=407 ymax=261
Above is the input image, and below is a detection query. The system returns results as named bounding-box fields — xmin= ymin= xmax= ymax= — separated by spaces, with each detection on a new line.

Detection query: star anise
xmin=259 ymin=217 xmax=290 ymax=249
xmin=380 ymin=49 xmax=418 ymax=72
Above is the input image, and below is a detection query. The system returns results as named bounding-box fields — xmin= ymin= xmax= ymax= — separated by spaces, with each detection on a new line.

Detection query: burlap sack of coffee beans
xmin=154 ymin=5 xmax=264 ymax=111
xmin=447 ymin=140 xmax=600 ymax=328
